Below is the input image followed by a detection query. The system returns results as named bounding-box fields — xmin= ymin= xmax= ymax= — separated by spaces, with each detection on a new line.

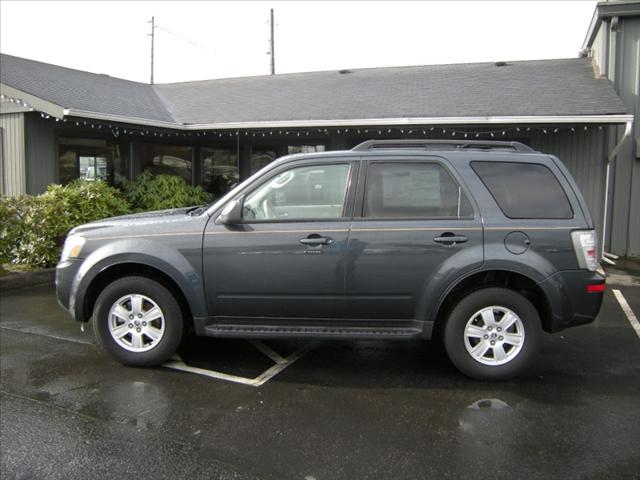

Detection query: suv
xmin=56 ymin=140 xmax=605 ymax=380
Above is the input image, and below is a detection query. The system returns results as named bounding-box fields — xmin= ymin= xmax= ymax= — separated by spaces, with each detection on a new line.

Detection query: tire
xmin=443 ymin=287 xmax=541 ymax=381
xmin=93 ymin=276 xmax=184 ymax=367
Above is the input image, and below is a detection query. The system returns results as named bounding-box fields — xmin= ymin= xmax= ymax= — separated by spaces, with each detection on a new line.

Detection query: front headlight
xmin=60 ymin=235 xmax=86 ymax=262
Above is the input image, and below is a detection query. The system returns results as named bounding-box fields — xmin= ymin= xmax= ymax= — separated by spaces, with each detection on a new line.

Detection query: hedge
xmin=1 ymin=181 xmax=130 ymax=268
xmin=123 ymin=171 xmax=212 ymax=212
xmin=0 ymin=172 xmax=213 ymax=269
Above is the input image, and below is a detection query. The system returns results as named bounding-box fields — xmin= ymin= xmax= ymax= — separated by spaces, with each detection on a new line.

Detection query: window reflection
xmin=202 ymin=148 xmax=239 ymax=198
xmin=287 ymin=145 xmax=325 ymax=155
xmin=250 ymin=145 xmax=326 ymax=175
xmin=251 ymin=150 xmax=277 ymax=174
xmin=140 ymin=144 xmax=192 ymax=183
xmin=58 ymin=138 xmax=130 ymax=186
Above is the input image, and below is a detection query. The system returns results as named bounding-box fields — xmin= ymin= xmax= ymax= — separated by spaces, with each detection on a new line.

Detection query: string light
xmin=22 ymin=102 xmax=600 ymax=141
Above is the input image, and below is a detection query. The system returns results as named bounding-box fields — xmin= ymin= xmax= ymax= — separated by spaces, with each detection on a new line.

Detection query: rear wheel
xmin=93 ymin=276 xmax=183 ymax=366
xmin=443 ymin=287 xmax=541 ymax=380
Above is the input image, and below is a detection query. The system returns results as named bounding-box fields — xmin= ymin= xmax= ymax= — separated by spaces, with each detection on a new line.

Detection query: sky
xmin=0 ymin=1 xmax=597 ymax=84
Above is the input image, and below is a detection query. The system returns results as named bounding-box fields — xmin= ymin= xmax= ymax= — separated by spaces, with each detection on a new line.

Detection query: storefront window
xmin=250 ymin=145 xmax=325 ymax=175
xmin=79 ymin=156 xmax=108 ymax=181
xmin=202 ymin=148 xmax=239 ymax=198
xmin=287 ymin=144 xmax=325 ymax=155
xmin=251 ymin=149 xmax=277 ymax=174
xmin=140 ymin=144 xmax=193 ymax=184
xmin=58 ymin=138 xmax=130 ymax=186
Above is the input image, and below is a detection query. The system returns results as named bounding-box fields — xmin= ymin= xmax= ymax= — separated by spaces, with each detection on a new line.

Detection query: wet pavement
xmin=1 ymin=277 xmax=639 ymax=480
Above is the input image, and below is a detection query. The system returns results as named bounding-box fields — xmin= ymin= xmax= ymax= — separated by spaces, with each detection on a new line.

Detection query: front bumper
xmin=56 ymin=258 xmax=83 ymax=320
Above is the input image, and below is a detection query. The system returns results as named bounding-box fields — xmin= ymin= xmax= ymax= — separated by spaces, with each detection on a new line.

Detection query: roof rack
xmin=351 ymin=139 xmax=536 ymax=153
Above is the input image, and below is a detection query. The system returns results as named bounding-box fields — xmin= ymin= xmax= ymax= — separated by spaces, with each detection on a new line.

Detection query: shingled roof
xmin=0 ymin=53 xmax=173 ymax=123
xmin=0 ymin=53 xmax=627 ymax=128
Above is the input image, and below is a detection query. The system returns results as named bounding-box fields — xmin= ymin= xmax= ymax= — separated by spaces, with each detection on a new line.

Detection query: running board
xmin=203 ymin=324 xmax=423 ymax=340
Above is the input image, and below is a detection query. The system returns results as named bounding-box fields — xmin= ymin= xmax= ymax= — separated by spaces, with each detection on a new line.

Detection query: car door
xmin=203 ymin=159 xmax=358 ymax=320
xmin=344 ymin=157 xmax=483 ymax=320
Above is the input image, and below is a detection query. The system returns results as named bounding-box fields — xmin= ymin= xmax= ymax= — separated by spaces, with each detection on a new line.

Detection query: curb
xmin=0 ymin=268 xmax=56 ymax=292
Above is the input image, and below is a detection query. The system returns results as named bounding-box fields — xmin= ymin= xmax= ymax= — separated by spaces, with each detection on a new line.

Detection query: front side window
xmin=364 ymin=162 xmax=473 ymax=219
xmin=471 ymin=161 xmax=573 ymax=219
xmin=243 ymin=163 xmax=351 ymax=221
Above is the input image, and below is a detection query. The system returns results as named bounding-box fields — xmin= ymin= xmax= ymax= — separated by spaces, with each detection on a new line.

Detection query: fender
xmin=69 ymin=238 xmax=207 ymax=322
xmin=419 ymin=250 xmax=564 ymax=330
xmin=414 ymin=243 xmax=485 ymax=326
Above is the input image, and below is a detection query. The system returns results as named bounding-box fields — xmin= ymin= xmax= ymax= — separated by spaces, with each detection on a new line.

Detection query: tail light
xmin=587 ymin=283 xmax=606 ymax=293
xmin=571 ymin=230 xmax=599 ymax=271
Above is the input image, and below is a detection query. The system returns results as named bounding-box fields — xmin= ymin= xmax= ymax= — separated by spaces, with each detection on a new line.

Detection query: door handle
xmin=300 ymin=234 xmax=334 ymax=246
xmin=433 ymin=233 xmax=468 ymax=245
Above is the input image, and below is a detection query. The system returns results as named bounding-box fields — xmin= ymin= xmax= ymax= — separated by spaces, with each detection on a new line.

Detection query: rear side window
xmin=364 ymin=162 xmax=474 ymax=219
xmin=471 ymin=161 xmax=573 ymax=219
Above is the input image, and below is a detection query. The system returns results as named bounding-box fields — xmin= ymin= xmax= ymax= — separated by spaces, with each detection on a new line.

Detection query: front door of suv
xmin=203 ymin=160 xmax=357 ymax=320
xmin=345 ymin=158 xmax=483 ymax=321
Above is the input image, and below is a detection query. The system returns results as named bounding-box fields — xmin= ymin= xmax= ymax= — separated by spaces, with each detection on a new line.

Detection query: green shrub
xmin=0 ymin=195 xmax=39 ymax=265
xmin=124 ymin=171 xmax=212 ymax=212
xmin=1 ymin=173 xmax=212 ymax=270
xmin=1 ymin=180 xmax=130 ymax=269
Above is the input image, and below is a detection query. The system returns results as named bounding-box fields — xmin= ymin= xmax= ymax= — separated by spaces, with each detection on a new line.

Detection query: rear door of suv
xmin=344 ymin=156 xmax=484 ymax=321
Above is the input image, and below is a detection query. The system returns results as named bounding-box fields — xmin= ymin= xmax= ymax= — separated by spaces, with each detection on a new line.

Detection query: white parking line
xmin=162 ymin=341 xmax=314 ymax=387
xmin=612 ymin=289 xmax=640 ymax=339
xmin=0 ymin=326 xmax=94 ymax=345
xmin=249 ymin=340 xmax=288 ymax=364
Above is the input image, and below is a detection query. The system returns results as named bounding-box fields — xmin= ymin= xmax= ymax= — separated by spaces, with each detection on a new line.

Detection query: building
xmin=581 ymin=0 xmax=640 ymax=258
xmin=1 ymin=2 xmax=638 ymax=257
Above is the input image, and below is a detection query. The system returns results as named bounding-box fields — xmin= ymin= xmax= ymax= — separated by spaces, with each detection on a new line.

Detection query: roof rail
xmin=351 ymin=139 xmax=536 ymax=153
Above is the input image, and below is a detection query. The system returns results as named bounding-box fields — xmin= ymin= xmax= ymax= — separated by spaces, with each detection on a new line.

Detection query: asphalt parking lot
xmin=1 ymin=269 xmax=639 ymax=480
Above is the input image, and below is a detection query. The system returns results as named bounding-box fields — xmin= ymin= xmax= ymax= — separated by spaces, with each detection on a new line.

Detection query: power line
xmin=156 ymin=25 xmax=217 ymax=57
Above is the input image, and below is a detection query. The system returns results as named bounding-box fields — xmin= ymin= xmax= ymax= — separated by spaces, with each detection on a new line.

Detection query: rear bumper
xmin=539 ymin=269 xmax=605 ymax=332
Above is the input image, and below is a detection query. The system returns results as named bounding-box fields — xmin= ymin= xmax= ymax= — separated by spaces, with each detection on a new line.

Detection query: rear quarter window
xmin=471 ymin=161 xmax=573 ymax=219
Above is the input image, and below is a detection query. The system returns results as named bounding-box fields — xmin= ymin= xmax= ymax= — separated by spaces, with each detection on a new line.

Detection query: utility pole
xmin=149 ymin=16 xmax=156 ymax=84
xmin=270 ymin=8 xmax=275 ymax=75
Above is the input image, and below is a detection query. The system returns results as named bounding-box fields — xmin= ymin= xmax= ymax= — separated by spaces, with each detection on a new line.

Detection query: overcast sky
xmin=1 ymin=1 xmax=597 ymax=84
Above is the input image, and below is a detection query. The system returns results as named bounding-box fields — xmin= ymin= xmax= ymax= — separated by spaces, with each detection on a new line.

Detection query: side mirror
xmin=216 ymin=197 xmax=243 ymax=225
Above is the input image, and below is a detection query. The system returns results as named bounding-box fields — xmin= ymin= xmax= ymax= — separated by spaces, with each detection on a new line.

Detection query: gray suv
xmin=56 ymin=140 xmax=605 ymax=380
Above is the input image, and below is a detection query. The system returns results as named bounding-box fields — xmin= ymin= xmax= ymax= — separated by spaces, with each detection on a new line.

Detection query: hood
xmin=70 ymin=206 xmax=205 ymax=236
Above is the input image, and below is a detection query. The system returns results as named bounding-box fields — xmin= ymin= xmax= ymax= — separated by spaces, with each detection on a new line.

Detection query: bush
xmin=1 ymin=180 xmax=130 ymax=269
xmin=1 ymin=172 xmax=212 ymax=269
xmin=123 ymin=171 xmax=212 ymax=212
xmin=0 ymin=195 xmax=39 ymax=265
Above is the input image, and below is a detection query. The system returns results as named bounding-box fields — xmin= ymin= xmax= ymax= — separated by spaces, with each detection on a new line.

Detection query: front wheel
xmin=93 ymin=276 xmax=184 ymax=367
xmin=443 ymin=288 xmax=541 ymax=380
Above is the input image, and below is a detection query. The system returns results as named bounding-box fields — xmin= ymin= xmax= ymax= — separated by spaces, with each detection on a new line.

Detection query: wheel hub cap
xmin=463 ymin=306 xmax=525 ymax=366
xmin=107 ymin=294 xmax=165 ymax=353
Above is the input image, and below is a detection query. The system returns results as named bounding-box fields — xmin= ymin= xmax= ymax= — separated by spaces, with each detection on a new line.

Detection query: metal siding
xmin=591 ymin=20 xmax=608 ymax=76
xmin=0 ymin=127 xmax=4 ymax=194
xmin=0 ymin=112 xmax=26 ymax=196
xmin=24 ymin=113 xmax=56 ymax=194
xmin=618 ymin=16 xmax=640 ymax=256
xmin=586 ymin=15 xmax=639 ymax=257
xmin=530 ymin=128 xmax=608 ymax=243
